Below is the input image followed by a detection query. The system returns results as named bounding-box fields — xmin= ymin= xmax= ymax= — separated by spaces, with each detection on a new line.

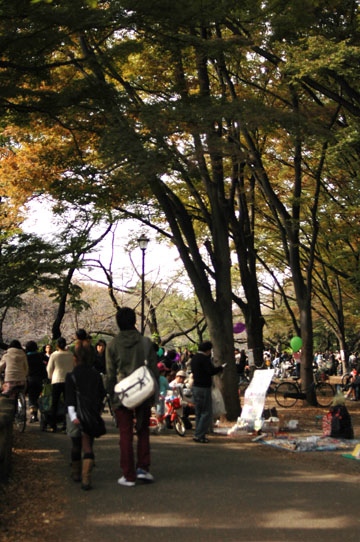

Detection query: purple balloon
xmin=233 ymin=322 xmax=246 ymax=333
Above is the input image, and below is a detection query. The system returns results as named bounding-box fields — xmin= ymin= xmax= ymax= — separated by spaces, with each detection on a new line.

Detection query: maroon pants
xmin=115 ymin=404 xmax=151 ymax=482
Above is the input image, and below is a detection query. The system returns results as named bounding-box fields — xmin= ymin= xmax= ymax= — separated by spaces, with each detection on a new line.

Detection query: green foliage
xmin=1 ymin=0 xmax=360 ymax=359
xmin=0 ymin=231 xmax=64 ymax=310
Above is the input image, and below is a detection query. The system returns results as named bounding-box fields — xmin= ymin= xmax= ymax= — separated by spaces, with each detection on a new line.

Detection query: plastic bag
xmin=212 ymin=386 xmax=226 ymax=417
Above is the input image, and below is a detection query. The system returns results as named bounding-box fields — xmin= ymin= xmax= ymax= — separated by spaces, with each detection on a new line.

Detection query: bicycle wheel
xmin=316 ymin=382 xmax=335 ymax=408
xmin=15 ymin=393 xmax=26 ymax=432
xmin=275 ymin=382 xmax=299 ymax=408
xmin=174 ymin=416 xmax=186 ymax=436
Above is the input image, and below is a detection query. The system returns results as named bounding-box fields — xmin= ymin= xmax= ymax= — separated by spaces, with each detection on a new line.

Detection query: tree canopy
xmin=1 ymin=0 xmax=360 ymax=410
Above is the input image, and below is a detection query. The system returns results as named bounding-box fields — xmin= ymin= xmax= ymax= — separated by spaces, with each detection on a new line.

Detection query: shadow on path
xmin=25 ymin=416 xmax=360 ymax=542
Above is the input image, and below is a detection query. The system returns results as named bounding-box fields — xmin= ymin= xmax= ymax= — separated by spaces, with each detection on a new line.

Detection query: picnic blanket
xmin=261 ymin=435 xmax=359 ymax=452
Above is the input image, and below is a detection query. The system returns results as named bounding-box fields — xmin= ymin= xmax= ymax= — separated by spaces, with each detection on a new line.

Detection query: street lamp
xmin=137 ymin=234 xmax=149 ymax=334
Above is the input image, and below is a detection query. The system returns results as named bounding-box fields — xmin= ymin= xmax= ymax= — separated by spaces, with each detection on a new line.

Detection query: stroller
xmin=38 ymin=380 xmax=66 ymax=431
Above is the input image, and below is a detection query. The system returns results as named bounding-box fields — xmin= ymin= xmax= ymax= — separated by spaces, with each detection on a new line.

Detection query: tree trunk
xmin=244 ymin=304 xmax=265 ymax=371
xmin=51 ymin=267 xmax=76 ymax=340
xmin=150 ymin=177 xmax=241 ymax=420
xmin=299 ymin=303 xmax=317 ymax=405
xmin=204 ymin=303 xmax=240 ymax=420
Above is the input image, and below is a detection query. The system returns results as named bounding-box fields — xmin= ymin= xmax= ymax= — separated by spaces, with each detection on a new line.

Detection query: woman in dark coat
xmin=65 ymin=343 xmax=106 ymax=490
xmin=26 ymin=341 xmax=47 ymax=423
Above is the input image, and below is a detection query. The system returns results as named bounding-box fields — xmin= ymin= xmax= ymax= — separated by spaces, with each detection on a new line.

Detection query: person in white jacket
xmin=47 ymin=337 xmax=74 ymax=432
xmin=0 ymin=340 xmax=28 ymax=398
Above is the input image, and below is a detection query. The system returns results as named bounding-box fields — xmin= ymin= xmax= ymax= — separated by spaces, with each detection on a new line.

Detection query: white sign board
xmin=240 ymin=369 xmax=274 ymax=424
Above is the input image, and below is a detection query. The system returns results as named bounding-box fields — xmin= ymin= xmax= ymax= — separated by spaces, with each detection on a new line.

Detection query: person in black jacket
xmin=65 ymin=343 xmax=106 ymax=490
xmin=190 ymin=341 xmax=225 ymax=443
xmin=26 ymin=341 xmax=47 ymax=423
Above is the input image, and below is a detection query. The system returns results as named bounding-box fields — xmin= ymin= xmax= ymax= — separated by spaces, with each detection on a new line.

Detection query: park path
xmin=24 ymin=415 xmax=360 ymax=542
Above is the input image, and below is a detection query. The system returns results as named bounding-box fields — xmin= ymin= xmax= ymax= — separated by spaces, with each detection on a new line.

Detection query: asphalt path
xmin=26 ymin=415 xmax=360 ymax=542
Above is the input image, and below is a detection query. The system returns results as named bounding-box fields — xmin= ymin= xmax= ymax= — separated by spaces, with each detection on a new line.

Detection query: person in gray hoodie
xmin=106 ymin=307 xmax=159 ymax=487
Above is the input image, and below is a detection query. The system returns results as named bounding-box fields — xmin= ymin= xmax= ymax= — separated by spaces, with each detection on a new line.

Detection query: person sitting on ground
xmin=26 ymin=340 xmax=47 ymax=422
xmin=65 ymin=343 xmax=106 ymax=490
xmin=169 ymin=369 xmax=187 ymax=394
xmin=168 ymin=369 xmax=194 ymax=430
xmin=47 ymin=337 xmax=74 ymax=432
xmin=0 ymin=340 xmax=28 ymax=398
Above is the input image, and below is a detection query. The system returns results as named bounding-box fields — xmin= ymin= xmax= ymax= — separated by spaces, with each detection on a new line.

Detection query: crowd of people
xmin=234 ymin=347 xmax=354 ymax=380
xmin=3 ymin=324 xmax=359 ymax=491
xmin=0 ymin=312 xmax=227 ymax=489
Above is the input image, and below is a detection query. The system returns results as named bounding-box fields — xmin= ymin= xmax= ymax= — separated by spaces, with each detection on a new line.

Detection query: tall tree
xmin=1 ymin=0 xmax=360 ymax=409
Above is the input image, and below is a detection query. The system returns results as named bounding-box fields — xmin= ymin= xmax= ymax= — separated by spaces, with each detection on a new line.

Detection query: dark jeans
xmin=27 ymin=378 xmax=43 ymax=410
xmin=51 ymin=382 xmax=65 ymax=427
xmin=115 ymin=404 xmax=151 ymax=482
xmin=192 ymin=386 xmax=212 ymax=440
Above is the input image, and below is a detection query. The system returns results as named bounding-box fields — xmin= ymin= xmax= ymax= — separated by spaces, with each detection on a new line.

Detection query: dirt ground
xmin=1 ymin=398 xmax=360 ymax=542
xmin=0 ymin=429 xmax=66 ymax=542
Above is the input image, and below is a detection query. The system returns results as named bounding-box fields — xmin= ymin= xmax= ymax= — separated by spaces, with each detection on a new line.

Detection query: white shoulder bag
xmin=114 ymin=338 xmax=157 ymax=409
xmin=114 ymin=363 xmax=156 ymax=409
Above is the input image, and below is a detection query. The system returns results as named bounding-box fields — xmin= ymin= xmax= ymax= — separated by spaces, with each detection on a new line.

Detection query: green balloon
xmin=157 ymin=347 xmax=164 ymax=357
xmin=290 ymin=336 xmax=303 ymax=352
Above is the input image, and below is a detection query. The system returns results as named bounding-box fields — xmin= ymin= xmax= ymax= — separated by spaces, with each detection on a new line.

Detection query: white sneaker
xmin=117 ymin=476 xmax=135 ymax=487
xmin=136 ymin=468 xmax=154 ymax=482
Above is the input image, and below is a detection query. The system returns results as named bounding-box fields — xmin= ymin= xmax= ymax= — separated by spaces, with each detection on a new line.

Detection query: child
xmin=156 ymin=362 xmax=170 ymax=417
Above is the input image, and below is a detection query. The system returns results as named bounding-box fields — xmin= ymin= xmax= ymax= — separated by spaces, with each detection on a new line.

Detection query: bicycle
xmin=13 ymin=386 xmax=27 ymax=432
xmin=1 ymin=380 xmax=27 ymax=432
xmin=274 ymin=378 xmax=335 ymax=408
xmin=150 ymin=395 xmax=186 ymax=436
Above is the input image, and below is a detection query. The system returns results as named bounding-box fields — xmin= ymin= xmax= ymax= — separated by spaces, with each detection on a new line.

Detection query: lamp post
xmin=137 ymin=234 xmax=149 ymax=335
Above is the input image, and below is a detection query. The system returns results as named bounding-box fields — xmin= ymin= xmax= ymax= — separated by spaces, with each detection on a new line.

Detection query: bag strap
xmin=71 ymin=373 xmax=81 ymax=401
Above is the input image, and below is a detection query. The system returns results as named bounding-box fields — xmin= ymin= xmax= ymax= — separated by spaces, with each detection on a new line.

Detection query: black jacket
xmin=65 ymin=364 xmax=106 ymax=413
xmin=191 ymin=352 xmax=222 ymax=388
xmin=26 ymin=351 xmax=47 ymax=381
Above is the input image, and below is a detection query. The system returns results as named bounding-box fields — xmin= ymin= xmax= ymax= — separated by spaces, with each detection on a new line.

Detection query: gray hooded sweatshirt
xmin=105 ymin=329 xmax=159 ymax=408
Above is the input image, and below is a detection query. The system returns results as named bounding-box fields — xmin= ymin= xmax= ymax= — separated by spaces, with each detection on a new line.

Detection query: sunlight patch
xmin=89 ymin=512 xmax=200 ymax=527
xmin=261 ymin=510 xmax=352 ymax=529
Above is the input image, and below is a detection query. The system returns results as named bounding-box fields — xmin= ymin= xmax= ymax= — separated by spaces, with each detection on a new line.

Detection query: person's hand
xmin=222 ymin=363 xmax=227 ymax=369
xmin=73 ymin=418 xmax=80 ymax=425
